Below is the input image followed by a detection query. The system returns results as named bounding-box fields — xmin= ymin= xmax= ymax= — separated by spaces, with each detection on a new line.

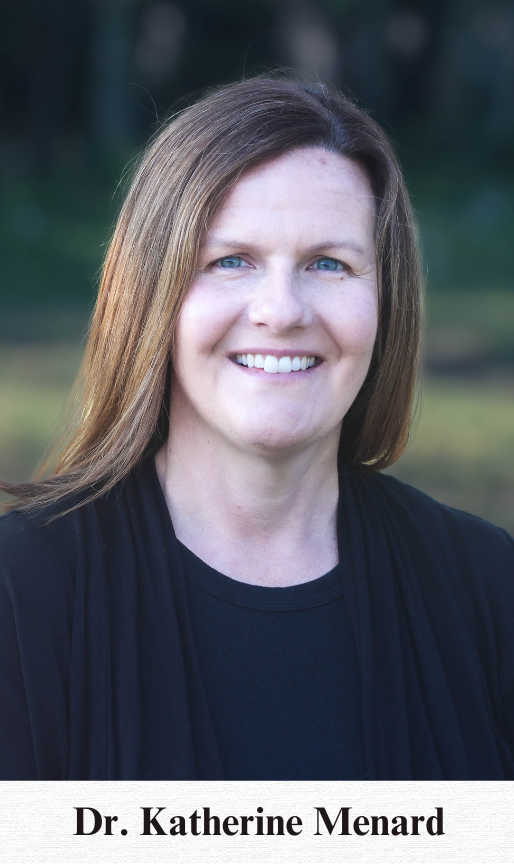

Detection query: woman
xmin=1 ymin=77 xmax=513 ymax=780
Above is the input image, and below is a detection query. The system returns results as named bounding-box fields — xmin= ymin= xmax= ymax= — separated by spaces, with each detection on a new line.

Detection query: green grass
xmin=387 ymin=378 xmax=514 ymax=534
xmin=0 ymin=343 xmax=83 ymax=486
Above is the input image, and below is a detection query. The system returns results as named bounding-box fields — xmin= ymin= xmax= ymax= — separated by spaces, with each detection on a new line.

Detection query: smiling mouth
xmin=234 ymin=353 xmax=319 ymax=373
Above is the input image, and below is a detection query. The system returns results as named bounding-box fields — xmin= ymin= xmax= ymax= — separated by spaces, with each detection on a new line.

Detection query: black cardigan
xmin=1 ymin=457 xmax=514 ymax=780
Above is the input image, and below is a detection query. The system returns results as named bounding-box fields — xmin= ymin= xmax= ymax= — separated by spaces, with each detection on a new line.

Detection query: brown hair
xmin=1 ymin=75 xmax=422 ymax=512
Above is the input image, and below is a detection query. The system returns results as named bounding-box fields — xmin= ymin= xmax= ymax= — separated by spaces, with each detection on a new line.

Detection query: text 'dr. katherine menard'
xmin=74 ymin=804 xmax=445 ymax=838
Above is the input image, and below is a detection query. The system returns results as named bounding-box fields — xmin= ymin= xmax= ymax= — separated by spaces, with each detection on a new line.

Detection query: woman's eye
xmin=218 ymin=255 xmax=245 ymax=269
xmin=310 ymin=257 xmax=344 ymax=272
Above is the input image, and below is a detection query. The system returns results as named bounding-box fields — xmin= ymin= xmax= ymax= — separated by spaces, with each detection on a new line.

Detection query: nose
xmin=247 ymin=262 xmax=312 ymax=333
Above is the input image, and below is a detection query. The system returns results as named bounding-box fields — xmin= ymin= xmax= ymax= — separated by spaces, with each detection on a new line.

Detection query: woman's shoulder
xmin=0 ymin=460 xmax=155 ymax=597
xmin=371 ymin=471 xmax=513 ymax=548
xmin=0 ymin=497 xmax=85 ymax=602
xmin=366 ymin=471 xmax=514 ymax=599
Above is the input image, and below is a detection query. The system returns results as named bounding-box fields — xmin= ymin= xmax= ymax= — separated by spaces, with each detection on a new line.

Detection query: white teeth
xmin=263 ymin=355 xmax=279 ymax=373
xmin=235 ymin=353 xmax=317 ymax=373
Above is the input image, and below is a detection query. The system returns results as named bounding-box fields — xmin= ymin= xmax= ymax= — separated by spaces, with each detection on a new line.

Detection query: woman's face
xmin=172 ymin=147 xmax=378 ymax=458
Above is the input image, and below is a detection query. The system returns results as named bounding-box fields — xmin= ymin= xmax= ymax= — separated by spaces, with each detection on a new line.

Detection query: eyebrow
xmin=201 ymin=236 xmax=369 ymax=258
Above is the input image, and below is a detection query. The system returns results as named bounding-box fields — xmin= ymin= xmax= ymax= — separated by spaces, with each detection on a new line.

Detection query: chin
xmin=230 ymin=418 xmax=317 ymax=455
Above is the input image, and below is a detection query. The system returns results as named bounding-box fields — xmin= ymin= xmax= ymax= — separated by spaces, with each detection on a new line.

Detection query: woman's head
xmin=171 ymin=146 xmax=378 ymax=460
xmin=3 ymin=75 xmax=422 ymax=509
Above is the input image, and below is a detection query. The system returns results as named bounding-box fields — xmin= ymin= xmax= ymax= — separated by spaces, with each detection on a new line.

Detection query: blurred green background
xmin=1 ymin=0 xmax=513 ymax=532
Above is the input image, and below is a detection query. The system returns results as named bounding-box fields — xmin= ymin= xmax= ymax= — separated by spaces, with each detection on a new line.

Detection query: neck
xmin=155 ymin=405 xmax=340 ymax=587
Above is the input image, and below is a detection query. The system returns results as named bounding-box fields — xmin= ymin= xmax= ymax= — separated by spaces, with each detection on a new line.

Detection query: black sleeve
xmin=501 ymin=678 xmax=514 ymax=765
xmin=0 ymin=574 xmax=38 ymax=778
xmin=0 ymin=510 xmax=75 ymax=780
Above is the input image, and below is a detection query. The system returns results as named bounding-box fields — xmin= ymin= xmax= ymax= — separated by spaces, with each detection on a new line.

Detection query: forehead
xmin=208 ymin=147 xmax=376 ymax=241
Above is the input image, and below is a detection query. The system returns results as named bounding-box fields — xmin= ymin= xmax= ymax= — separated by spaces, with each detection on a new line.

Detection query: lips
xmin=235 ymin=353 xmax=317 ymax=373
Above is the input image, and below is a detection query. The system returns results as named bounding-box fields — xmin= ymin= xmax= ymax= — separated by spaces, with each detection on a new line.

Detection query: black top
xmin=180 ymin=542 xmax=366 ymax=780
xmin=0 ymin=456 xmax=514 ymax=779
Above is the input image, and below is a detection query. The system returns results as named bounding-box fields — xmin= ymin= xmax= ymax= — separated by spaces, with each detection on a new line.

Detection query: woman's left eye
xmin=310 ymin=257 xmax=344 ymax=272
xmin=217 ymin=255 xmax=245 ymax=268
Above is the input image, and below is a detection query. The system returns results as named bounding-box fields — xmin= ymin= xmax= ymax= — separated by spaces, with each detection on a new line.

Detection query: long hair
xmin=1 ymin=76 xmax=422 ymax=512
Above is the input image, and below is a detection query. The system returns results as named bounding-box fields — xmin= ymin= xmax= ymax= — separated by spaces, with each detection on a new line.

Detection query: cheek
xmin=174 ymin=282 xmax=243 ymax=362
xmin=328 ymin=291 xmax=378 ymax=357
